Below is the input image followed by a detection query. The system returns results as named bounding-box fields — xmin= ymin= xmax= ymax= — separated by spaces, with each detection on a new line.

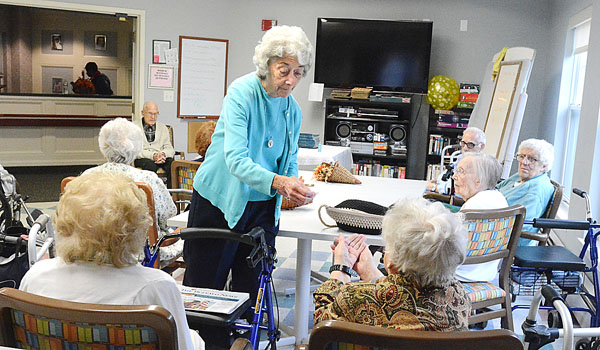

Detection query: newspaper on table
xmin=179 ymin=285 xmax=250 ymax=314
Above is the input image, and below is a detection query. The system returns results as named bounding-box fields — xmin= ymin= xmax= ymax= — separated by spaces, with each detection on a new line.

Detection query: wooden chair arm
xmin=231 ymin=338 xmax=252 ymax=350
xmin=520 ymin=230 xmax=549 ymax=244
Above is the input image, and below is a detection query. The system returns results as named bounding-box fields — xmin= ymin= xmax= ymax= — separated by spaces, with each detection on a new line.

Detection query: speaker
xmin=335 ymin=121 xmax=352 ymax=139
xmin=389 ymin=124 xmax=407 ymax=155
xmin=389 ymin=124 xmax=407 ymax=143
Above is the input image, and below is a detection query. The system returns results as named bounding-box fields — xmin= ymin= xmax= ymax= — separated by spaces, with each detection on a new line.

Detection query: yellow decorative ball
xmin=426 ymin=76 xmax=460 ymax=110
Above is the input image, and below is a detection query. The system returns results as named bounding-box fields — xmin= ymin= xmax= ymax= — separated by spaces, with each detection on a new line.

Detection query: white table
xmin=168 ymin=171 xmax=426 ymax=344
xmin=297 ymin=145 xmax=353 ymax=172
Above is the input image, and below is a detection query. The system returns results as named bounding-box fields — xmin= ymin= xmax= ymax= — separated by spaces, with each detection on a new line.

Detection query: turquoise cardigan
xmin=193 ymin=73 xmax=301 ymax=228
xmin=497 ymin=172 xmax=555 ymax=246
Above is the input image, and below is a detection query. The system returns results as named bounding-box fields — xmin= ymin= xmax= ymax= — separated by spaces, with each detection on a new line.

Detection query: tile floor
xmin=23 ymin=201 xmax=566 ymax=349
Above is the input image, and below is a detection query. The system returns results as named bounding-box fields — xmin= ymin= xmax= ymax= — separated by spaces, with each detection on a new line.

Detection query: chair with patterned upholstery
xmin=0 ymin=287 xmax=177 ymax=349
xmin=459 ymin=204 xmax=525 ymax=331
xmin=298 ymin=320 xmax=524 ymax=350
xmin=170 ymin=159 xmax=201 ymax=213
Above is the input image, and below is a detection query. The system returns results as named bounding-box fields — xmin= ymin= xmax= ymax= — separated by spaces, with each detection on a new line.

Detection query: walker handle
xmin=533 ymin=218 xmax=590 ymax=230
xmin=573 ymin=188 xmax=586 ymax=198
xmin=541 ymin=285 xmax=563 ymax=305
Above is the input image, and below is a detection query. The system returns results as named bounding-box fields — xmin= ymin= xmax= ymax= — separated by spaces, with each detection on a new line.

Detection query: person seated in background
xmin=82 ymin=118 xmax=181 ymax=267
xmin=314 ymin=197 xmax=471 ymax=331
xmin=19 ymin=172 xmax=203 ymax=350
xmin=452 ymin=153 xmax=508 ymax=282
xmin=84 ymin=62 xmax=113 ymax=95
xmin=193 ymin=120 xmax=217 ymax=162
xmin=426 ymin=126 xmax=486 ymax=195
xmin=497 ymin=138 xmax=555 ymax=246
xmin=134 ymin=101 xmax=176 ymax=188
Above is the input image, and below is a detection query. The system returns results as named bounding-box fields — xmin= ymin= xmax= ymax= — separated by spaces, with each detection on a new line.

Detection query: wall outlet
xmin=164 ymin=90 xmax=174 ymax=102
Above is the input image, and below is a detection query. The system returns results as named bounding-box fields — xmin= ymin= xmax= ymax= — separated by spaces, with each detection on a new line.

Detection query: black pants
xmin=183 ymin=190 xmax=278 ymax=298
xmin=134 ymin=157 xmax=174 ymax=188
xmin=183 ymin=191 xmax=278 ymax=348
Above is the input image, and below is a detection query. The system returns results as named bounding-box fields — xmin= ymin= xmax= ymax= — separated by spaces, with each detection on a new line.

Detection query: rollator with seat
xmin=143 ymin=227 xmax=280 ymax=350
xmin=512 ymin=188 xmax=600 ymax=339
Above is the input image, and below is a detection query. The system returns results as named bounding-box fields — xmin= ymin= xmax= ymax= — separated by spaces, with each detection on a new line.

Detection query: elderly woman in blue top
xmin=183 ymin=26 xmax=315 ymax=307
xmin=497 ymin=138 xmax=555 ymax=246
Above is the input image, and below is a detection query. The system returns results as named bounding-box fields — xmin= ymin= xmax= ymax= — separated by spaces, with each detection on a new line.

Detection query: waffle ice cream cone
xmin=313 ymin=162 xmax=361 ymax=184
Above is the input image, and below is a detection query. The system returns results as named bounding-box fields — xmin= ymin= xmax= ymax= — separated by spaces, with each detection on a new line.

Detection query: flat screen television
xmin=314 ymin=18 xmax=433 ymax=93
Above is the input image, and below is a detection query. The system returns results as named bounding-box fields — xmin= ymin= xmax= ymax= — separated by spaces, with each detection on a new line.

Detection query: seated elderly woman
xmin=19 ymin=173 xmax=204 ymax=350
xmin=82 ymin=117 xmax=180 ymax=266
xmin=314 ymin=197 xmax=471 ymax=331
xmin=497 ymin=138 xmax=555 ymax=246
xmin=192 ymin=120 xmax=217 ymax=162
xmin=452 ymin=153 xmax=508 ymax=282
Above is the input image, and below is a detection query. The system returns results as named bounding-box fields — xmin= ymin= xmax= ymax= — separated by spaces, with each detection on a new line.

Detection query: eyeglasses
xmin=460 ymin=140 xmax=480 ymax=149
xmin=145 ymin=112 xmax=159 ymax=117
xmin=515 ymin=154 xmax=539 ymax=163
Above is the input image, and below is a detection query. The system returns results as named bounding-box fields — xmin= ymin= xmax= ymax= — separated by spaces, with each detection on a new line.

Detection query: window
xmin=554 ymin=10 xmax=591 ymax=195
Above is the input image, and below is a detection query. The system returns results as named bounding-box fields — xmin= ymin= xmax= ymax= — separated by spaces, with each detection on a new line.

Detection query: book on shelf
xmin=438 ymin=114 xmax=470 ymax=124
xmin=428 ymin=134 xmax=459 ymax=156
xmin=352 ymin=162 xmax=405 ymax=179
xmin=179 ymin=286 xmax=249 ymax=314
xmin=436 ymin=121 xmax=468 ymax=129
xmin=427 ymin=164 xmax=443 ymax=181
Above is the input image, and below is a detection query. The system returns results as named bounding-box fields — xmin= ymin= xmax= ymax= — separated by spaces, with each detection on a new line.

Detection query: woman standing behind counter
xmin=183 ymin=26 xmax=315 ymax=304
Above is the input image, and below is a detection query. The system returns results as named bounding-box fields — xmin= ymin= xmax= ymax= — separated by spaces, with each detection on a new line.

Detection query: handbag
xmin=318 ymin=199 xmax=388 ymax=235
xmin=0 ymin=235 xmax=29 ymax=289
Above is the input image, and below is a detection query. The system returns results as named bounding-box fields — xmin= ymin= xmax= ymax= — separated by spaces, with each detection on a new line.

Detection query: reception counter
xmin=0 ymin=94 xmax=132 ymax=167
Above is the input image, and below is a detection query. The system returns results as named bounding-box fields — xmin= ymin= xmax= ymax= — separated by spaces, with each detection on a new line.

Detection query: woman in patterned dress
xmin=314 ymin=197 xmax=471 ymax=331
xmin=82 ymin=118 xmax=180 ymax=266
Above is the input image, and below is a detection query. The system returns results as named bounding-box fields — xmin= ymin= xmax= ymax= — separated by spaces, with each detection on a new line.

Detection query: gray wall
xmin=49 ymin=0 xmax=570 ymax=154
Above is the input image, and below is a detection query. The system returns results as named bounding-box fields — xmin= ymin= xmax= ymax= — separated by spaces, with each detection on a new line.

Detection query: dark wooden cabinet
xmin=323 ymin=97 xmax=429 ymax=179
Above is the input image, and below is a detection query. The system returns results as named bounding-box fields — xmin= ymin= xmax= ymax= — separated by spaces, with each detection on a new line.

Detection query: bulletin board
xmin=483 ymin=62 xmax=522 ymax=158
xmin=177 ymin=36 xmax=228 ymax=119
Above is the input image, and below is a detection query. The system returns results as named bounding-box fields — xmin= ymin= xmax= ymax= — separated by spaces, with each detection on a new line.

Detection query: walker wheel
xmin=576 ymin=338 xmax=591 ymax=350
xmin=548 ymin=310 xmax=563 ymax=328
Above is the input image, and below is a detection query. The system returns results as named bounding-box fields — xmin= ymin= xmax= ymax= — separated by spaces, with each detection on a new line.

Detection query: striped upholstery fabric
xmin=176 ymin=166 xmax=196 ymax=190
xmin=465 ymin=216 xmax=515 ymax=257
xmin=461 ymin=282 xmax=506 ymax=303
xmin=11 ymin=309 xmax=158 ymax=349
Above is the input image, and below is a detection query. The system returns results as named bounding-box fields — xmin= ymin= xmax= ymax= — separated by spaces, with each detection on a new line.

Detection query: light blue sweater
xmin=193 ymin=73 xmax=301 ymax=228
xmin=497 ymin=172 xmax=555 ymax=246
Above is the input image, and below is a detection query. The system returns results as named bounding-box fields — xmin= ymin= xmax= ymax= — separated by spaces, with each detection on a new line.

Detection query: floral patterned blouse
xmin=82 ymin=163 xmax=180 ymax=262
xmin=313 ymin=272 xmax=471 ymax=332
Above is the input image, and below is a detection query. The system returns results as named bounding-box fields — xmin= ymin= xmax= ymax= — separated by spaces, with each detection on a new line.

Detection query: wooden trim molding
xmin=0 ymin=114 xmax=131 ymax=127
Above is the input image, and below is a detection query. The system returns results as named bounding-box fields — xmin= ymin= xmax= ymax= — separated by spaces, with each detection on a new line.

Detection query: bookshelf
xmin=322 ymin=96 xmax=422 ymax=179
xmin=425 ymin=83 xmax=480 ymax=181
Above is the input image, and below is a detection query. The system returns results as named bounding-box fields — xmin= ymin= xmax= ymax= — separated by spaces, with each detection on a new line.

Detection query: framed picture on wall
xmin=148 ymin=65 xmax=174 ymax=89
xmin=52 ymin=78 xmax=63 ymax=93
xmin=51 ymin=34 xmax=63 ymax=50
xmin=153 ymin=40 xmax=171 ymax=64
xmin=95 ymin=34 xmax=107 ymax=51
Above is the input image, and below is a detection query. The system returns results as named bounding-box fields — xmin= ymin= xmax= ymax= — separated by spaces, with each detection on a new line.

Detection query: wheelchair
xmin=143 ymin=227 xmax=280 ymax=350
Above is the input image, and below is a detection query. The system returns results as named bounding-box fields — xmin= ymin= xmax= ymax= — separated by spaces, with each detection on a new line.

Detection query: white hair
xmin=518 ymin=138 xmax=554 ymax=171
xmin=464 ymin=127 xmax=486 ymax=144
xmin=461 ymin=153 xmax=502 ymax=190
xmin=382 ymin=197 xmax=467 ymax=287
xmin=253 ymin=25 xmax=313 ymax=78
xmin=98 ymin=118 xmax=143 ymax=164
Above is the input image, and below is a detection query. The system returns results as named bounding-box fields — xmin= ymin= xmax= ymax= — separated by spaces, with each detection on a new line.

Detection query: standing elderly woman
xmin=314 ymin=198 xmax=471 ymax=331
xmin=451 ymin=153 xmax=508 ymax=282
xmin=82 ymin=118 xmax=180 ymax=266
xmin=20 ymin=173 xmax=203 ymax=350
xmin=497 ymin=138 xmax=555 ymax=246
xmin=183 ymin=26 xmax=315 ymax=302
